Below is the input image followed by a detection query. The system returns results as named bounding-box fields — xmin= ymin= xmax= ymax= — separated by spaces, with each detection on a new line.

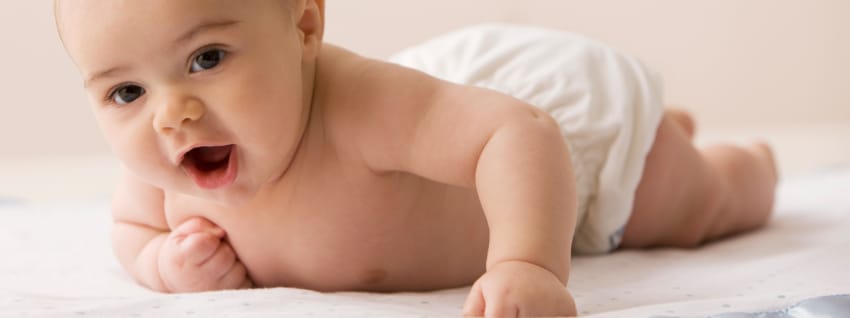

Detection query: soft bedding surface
xmin=1 ymin=168 xmax=849 ymax=318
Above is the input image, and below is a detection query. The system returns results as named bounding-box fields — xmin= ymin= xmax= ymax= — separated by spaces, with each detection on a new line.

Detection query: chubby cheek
xmin=226 ymin=64 xmax=306 ymax=173
xmin=100 ymin=117 xmax=177 ymax=190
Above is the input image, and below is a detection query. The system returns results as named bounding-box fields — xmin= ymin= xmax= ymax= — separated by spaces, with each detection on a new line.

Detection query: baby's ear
xmin=295 ymin=0 xmax=325 ymax=47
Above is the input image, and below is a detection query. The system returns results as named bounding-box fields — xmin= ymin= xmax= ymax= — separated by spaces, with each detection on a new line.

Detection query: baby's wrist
xmin=487 ymin=259 xmax=568 ymax=284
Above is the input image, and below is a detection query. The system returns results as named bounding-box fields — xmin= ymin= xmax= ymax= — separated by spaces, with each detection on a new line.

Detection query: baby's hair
xmin=52 ymin=0 xmax=301 ymax=48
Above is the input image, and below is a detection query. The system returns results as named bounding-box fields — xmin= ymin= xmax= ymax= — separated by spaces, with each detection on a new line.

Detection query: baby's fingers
xmin=462 ymin=282 xmax=485 ymax=317
xmin=178 ymin=232 xmax=222 ymax=265
xmin=173 ymin=217 xmax=225 ymax=238
xmin=218 ymin=260 xmax=252 ymax=290
xmin=240 ymin=278 xmax=254 ymax=289
xmin=200 ymin=241 xmax=237 ymax=279
xmin=483 ymin=293 xmax=515 ymax=318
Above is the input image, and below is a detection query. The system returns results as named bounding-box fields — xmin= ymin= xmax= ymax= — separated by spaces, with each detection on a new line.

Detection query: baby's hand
xmin=157 ymin=217 xmax=253 ymax=292
xmin=462 ymin=261 xmax=576 ymax=318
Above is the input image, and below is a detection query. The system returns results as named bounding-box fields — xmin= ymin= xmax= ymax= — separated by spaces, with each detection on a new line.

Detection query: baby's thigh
xmin=620 ymin=114 xmax=726 ymax=248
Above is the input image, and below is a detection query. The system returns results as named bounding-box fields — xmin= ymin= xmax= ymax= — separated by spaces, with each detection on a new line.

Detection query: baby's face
xmin=58 ymin=0 xmax=317 ymax=205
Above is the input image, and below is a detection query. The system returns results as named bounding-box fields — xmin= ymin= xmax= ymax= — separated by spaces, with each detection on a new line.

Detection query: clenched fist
xmin=462 ymin=261 xmax=576 ymax=317
xmin=157 ymin=217 xmax=253 ymax=292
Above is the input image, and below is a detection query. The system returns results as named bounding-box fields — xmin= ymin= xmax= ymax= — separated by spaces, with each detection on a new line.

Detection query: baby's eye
xmin=190 ymin=48 xmax=227 ymax=73
xmin=109 ymin=85 xmax=146 ymax=105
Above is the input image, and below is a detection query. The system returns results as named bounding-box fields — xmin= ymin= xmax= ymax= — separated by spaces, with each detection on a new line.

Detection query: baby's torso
xmin=162 ymin=159 xmax=489 ymax=292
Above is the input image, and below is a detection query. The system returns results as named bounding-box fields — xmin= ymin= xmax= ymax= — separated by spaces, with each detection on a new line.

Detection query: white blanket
xmin=2 ymin=168 xmax=849 ymax=317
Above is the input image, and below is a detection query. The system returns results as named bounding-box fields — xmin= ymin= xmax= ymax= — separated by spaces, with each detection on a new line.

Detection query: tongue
xmin=183 ymin=145 xmax=238 ymax=190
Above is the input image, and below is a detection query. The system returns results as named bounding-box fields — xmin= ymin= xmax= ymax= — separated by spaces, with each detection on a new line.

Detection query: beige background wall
xmin=0 ymin=1 xmax=848 ymax=199
xmin=324 ymin=0 xmax=850 ymax=127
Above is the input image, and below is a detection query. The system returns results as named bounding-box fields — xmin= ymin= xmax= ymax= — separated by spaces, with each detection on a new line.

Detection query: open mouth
xmin=180 ymin=145 xmax=238 ymax=189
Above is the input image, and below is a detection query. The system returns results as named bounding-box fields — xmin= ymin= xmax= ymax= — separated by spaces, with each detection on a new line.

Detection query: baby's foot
xmin=746 ymin=142 xmax=779 ymax=183
xmin=665 ymin=109 xmax=696 ymax=139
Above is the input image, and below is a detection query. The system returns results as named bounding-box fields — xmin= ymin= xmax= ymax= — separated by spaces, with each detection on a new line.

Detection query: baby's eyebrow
xmin=85 ymin=65 xmax=131 ymax=88
xmin=83 ymin=19 xmax=241 ymax=88
xmin=173 ymin=19 xmax=241 ymax=49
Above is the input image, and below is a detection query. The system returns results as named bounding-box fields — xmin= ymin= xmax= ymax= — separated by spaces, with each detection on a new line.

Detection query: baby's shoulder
xmin=314 ymin=44 xmax=470 ymax=172
xmin=317 ymin=45 xmax=425 ymax=101
xmin=315 ymin=44 xmax=446 ymax=129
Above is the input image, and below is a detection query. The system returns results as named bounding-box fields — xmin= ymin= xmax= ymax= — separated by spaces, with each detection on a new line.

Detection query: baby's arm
xmin=345 ymin=58 xmax=577 ymax=316
xmin=111 ymin=171 xmax=172 ymax=291
xmin=111 ymin=171 xmax=250 ymax=292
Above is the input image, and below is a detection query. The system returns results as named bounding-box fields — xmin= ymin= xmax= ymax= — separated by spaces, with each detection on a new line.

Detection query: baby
xmin=55 ymin=0 xmax=778 ymax=317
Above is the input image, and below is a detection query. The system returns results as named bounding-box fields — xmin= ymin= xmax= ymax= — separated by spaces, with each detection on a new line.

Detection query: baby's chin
xmin=190 ymin=184 xmax=260 ymax=208
xmin=155 ymin=175 xmax=258 ymax=209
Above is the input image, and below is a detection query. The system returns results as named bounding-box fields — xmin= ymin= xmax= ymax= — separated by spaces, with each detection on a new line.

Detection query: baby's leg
xmin=620 ymin=110 xmax=778 ymax=248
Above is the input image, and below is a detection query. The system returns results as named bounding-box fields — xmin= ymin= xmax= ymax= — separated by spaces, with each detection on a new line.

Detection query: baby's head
xmin=56 ymin=0 xmax=325 ymax=205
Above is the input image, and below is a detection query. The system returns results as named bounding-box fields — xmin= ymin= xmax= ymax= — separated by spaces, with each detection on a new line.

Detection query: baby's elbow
xmin=534 ymin=109 xmax=561 ymax=133
xmin=514 ymin=104 xmax=563 ymax=142
xmin=485 ymin=101 xmax=567 ymax=157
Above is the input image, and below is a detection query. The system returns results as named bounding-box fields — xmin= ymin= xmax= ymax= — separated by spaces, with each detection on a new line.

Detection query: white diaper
xmin=390 ymin=24 xmax=665 ymax=254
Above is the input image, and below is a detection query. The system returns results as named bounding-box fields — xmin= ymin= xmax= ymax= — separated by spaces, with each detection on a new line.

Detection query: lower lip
xmin=187 ymin=146 xmax=239 ymax=190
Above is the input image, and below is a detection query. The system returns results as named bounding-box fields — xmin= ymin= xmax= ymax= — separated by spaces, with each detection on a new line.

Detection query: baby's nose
xmin=153 ymin=96 xmax=205 ymax=134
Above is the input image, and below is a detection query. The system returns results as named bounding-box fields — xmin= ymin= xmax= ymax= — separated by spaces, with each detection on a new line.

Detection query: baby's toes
xmin=746 ymin=141 xmax=779 ymax=182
